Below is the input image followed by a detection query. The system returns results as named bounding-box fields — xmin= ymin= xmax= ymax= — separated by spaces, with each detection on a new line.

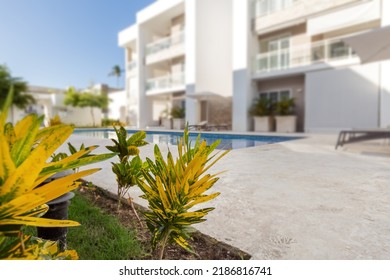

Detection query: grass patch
xmin=66 ymin=191 xmax=145 ymax=259
xmin=24 ymin=190 xmax=145 ymax=260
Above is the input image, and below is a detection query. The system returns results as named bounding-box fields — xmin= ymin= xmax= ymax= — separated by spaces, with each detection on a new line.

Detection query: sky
xmin=0 ymin=0 xmax=155 ymax=90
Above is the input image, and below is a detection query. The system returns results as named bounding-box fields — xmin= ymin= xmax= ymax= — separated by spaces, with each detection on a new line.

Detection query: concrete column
xmin=379 ymin=0 xmax=390 ymax=127
xmin=137 ymin=25 xmax=150 ymax=129
xmin=185 ymin=0 xmax=198 ymax=125
xmin=232 ymin=0 xmax=254 ymax=132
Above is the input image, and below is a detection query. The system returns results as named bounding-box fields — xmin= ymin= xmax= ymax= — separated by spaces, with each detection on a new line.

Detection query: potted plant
xmin=170 ymin=106 xmax=185 ymax=130
xmin=249 ymin=97 xmax=274 ymax=132
xmin=160 ymin=109 xmax=172 ymax=129
xmin=275 ymin=97 xmax=297 ymax=133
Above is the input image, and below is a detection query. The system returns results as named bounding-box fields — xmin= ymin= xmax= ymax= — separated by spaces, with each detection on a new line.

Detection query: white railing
xmin=146 ymin=31 xmax=185 ymax=56
xmin=253 ymin=0 xmax=299 ymax=17
xmin=254 ymin=38 xmax=356 ymax=73
xmin=146 ymin=72 xmax=185 ymax=92
xmin=127 ymin=61 xmax=137 ymax=72
xmin=253 ymin=0 xmax=366 ymax=18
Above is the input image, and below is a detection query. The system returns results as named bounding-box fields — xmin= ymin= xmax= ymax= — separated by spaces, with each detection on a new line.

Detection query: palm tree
xmin=0 ymin=65 xmax=35 ymax=122
xmin=0 ymin=65 xmax=35 ymax=108
xmin=108 ymin=65 xmax=124 ymax=88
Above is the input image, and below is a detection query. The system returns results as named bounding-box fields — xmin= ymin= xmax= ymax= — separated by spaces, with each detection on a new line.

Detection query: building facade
xmin=118 ymin=0 xmax=233 ymax=129
xmin=119 ymin=0 xmax=390 ymax=132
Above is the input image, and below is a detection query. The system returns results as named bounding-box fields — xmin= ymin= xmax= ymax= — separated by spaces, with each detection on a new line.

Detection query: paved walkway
xmin=63 ymin=132 xmax=390 ymax=260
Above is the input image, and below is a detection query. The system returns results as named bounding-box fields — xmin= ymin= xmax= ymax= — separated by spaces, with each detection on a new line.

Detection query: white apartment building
xmin=119 ymin=0 xmax=390 ymax=132
xmin=118 ymin=0 xmax=233 ymax=129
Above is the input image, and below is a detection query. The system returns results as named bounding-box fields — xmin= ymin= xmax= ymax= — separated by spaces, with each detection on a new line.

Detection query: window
xmin=257 ymin=89 xmax=292 ymax=104
xmin=259 ymin=36 xmax=290 ymax=71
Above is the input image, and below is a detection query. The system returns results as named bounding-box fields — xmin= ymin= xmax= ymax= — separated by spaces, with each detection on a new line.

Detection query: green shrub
xmin=137 ymin=127 xmax=229 ymax=259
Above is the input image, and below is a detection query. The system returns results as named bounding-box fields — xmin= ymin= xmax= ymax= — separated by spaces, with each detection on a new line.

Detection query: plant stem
xmin=117 ymin=188 xmax=122 ymax=211
xmin=159 ymin=231 xmax=170 ymax=260
xmin=128 ymin=196 xmax=143 ymax=228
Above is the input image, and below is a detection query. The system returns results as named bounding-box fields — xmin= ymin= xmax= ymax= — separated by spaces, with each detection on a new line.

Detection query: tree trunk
xmin=90 ymin=107 xmax=95 ymax=127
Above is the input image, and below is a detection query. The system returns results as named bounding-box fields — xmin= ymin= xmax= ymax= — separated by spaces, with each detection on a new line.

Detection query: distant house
xmin=10 ymin=84 xmax=123 ymax=127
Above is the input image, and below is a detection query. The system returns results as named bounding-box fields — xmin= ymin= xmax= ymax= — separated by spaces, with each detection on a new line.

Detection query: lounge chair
xmin=335 ymin=128 xmax=390 ymax=149
xmin=188 ymin=121 xmax=208 ymax=131
xmin=204 ymin=123 xmax=230 ymax=131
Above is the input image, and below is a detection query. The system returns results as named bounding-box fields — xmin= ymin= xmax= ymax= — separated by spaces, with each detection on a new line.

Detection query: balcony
xmin=253 ymin=0 xmax=368 ymax=33
xmin=254 ymin=38 xmax=357 ymax=74
xmin=145 ymin=31 xmax=185 ymax=65
xmin=253 ymin=0 xmax=299 ymax=17
xmin=127 ymin=61 xmax=137 ymax=75
xmin=146 ymin=72 xmax=185 ymax=95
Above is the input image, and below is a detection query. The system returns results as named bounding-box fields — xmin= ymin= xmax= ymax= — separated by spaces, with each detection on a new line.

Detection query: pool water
xmin=73 ymin=129 xmax=300 ymax=150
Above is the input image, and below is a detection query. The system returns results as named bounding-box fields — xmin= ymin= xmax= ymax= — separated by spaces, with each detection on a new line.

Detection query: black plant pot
xmin=36 ymin=170 xmax=74 ymax=251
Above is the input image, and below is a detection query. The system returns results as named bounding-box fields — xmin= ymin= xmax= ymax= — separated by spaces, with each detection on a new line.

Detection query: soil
xmin=78 ymin=182 xmax=251 ymax=260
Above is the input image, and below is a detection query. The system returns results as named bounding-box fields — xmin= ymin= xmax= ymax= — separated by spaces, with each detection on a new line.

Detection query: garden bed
xmin=78 ymin=182 xmax=251 ymax=260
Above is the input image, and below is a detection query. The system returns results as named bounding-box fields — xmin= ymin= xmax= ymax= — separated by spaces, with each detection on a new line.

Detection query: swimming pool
xmin=73 ymin=129 xmax=300 ymax=150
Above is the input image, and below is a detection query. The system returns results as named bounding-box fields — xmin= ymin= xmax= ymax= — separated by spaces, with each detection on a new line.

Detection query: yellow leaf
xmin=0 ymin=192 xmax=45 ymax=218
xmin=13 ymin=114 xmax=37 ymax=141
xmin=0 ymin=133 xmax=16 ymax=183
xmin=0 ymin=169 xmax=97 ymax=218
xmin=31 ymin=173 xmax=54 ymax=189
xmin=188 ymin=176 xmax=219 ymax=199
xmin=176 ymin=212 xmax=206 ymax=219
xmin=156 ymin=176 xmax=171 ymax=210
xmin=185 ymin=192 xmax=220 ymax=209
xmin=172 ymin=235 xmax=193 ymax=253
xmin=0 ymin=217 xmax=79 ymax=227
xmin=0 ymin=88 xmax=13 ymax=127
xmin=1 ymin=125 xmax=73 ymax=197
xmin=34 ymin=169 xmax=99 ymax=201
xmin=44 ymin=145 xmax=98 ymax=168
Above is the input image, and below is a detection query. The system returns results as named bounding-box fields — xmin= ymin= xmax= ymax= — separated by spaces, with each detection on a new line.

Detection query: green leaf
xmin=40 ymin=152 xmax=115 ymax=176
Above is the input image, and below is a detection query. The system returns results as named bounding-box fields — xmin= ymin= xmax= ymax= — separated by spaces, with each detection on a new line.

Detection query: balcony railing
xmin=127 ymin=61 xmax=137 ymax=72
xmin=254 ymin=38 xmax=356 ymax=74
xmin=253 ymin=0 xmax=299 ymax=17
xmin=146 ymin=31 xmax=185 ymax=56
xmin=146 ymin=72 xmax=185 ymax=93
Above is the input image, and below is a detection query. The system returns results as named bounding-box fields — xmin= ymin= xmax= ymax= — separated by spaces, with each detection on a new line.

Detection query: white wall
xmin=305 ymin=64 xmax=380 ymax=132
xmin=60 ymin=107 xmax=102 ymax=127
xmin=381 ymin=0 xmax=390 ymax=26
xmin=108 ymin=90 xmax=127 ymax=123
xmin=307 ymin=0 xmax=381 ymax=36
xmin=195 ymin=0 xmax=232 ymax=98
xmin=379 ymin=61 xmax=390 ymax=128
xmin=232 ymin=0 xmax=256 ymax=131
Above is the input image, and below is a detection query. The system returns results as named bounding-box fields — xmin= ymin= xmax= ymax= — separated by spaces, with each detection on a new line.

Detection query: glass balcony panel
xmin=254 ymin=37 xmax=356 ymax=74
xmin=269 ymin=54 xmax=279 ymax=70
xmin=311 ymin=45 xmax=325 ymax=62
xmin=146 ymin=31 xmax=185 ymax=56
xmin=127 ymin=61 xmax=137 ymax=72
xmin=254 ymin=0 xmax=299 ymax=17
xmin=329 ymin=41 xmax=350 ymax=59
xmin=146 ymin=72 xmax=185 ymax=93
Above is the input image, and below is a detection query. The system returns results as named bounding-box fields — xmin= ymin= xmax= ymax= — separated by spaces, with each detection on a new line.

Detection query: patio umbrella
xmin=343 ymin=25 xmax=390 ymax=64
